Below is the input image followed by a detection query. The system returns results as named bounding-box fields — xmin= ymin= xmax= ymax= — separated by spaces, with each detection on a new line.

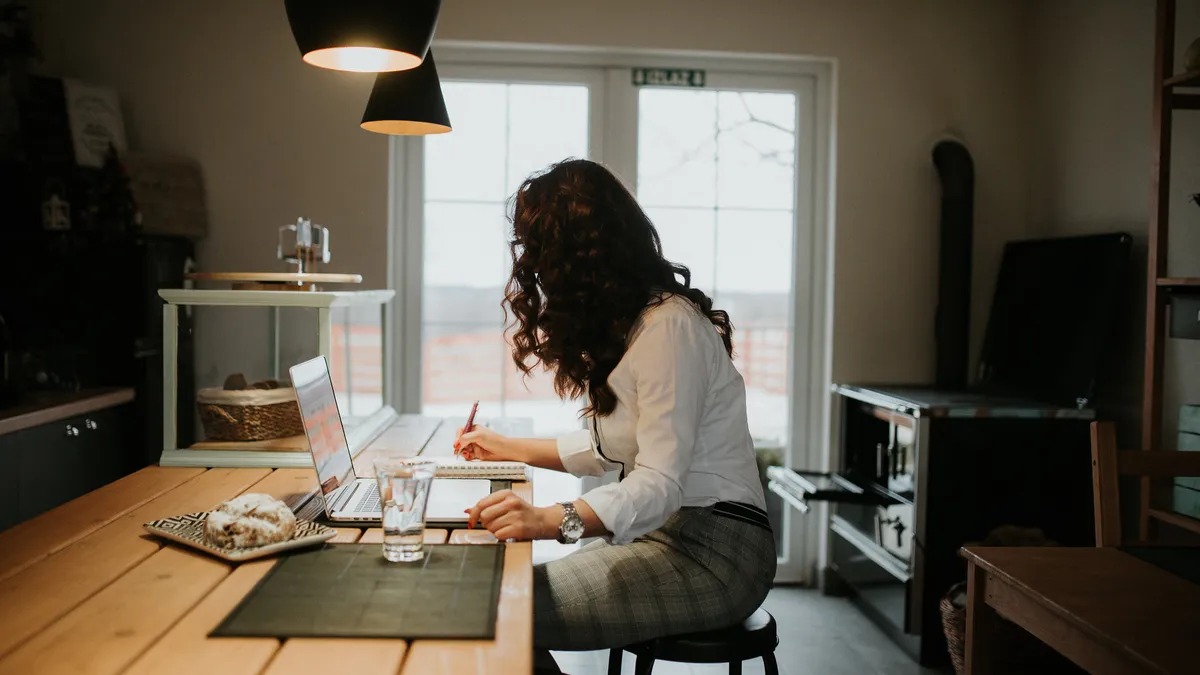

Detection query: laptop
xmin=289 ymin=355 xmax=492 ymax=524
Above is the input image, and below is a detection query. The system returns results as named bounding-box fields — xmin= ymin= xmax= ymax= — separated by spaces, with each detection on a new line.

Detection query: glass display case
xmin=156 ymin=288 xmax=395 ymax=468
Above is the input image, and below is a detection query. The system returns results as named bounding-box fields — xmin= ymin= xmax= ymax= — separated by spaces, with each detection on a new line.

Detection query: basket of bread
xmin=144 ymin=493 xmax=335 ymax=562
xmin=197 ymin=373 xmax=304 ymax=442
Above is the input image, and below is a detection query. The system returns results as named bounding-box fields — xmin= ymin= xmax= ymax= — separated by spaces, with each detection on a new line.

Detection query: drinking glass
xmin=373 ymin=457 xmax=436 ymax=562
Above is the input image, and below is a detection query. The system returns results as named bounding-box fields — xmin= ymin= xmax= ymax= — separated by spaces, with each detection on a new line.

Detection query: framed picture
xmin=63 ymin=78 xmax=127 ymax=168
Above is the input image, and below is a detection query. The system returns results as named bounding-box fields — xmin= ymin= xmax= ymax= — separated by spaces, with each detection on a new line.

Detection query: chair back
xmin=1090 ymin=421 xmax=1200 ymax=546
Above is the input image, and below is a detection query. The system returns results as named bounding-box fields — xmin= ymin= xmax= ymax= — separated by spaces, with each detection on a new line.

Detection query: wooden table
xmin=0 ymin=466 xmax=533 ymax=675
xmin=962 ymin=546 xmax=1200 ymax=675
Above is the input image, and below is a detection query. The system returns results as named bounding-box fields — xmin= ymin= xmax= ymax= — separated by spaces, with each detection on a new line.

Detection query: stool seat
xmin=609 ymin=608 xmax=780 ymax=675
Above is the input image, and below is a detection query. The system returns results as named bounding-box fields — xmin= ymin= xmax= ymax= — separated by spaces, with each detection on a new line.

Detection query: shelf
xmin=1172 ymin=93 xmax=1200 ymax=110
xmin=158 ymin=288 xmax=395 ymax=308
xmin=1158 ymin=278 xmax=1200 ymax=289
xmin=1164 ymin=70 xmax=1200 ymax=88
xmin=1148 ymin=508 xmax=1200 ymax=537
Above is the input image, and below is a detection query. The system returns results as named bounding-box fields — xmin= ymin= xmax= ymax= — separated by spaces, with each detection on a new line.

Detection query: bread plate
xmin=144 ymin=512 xmax=337 ymax=562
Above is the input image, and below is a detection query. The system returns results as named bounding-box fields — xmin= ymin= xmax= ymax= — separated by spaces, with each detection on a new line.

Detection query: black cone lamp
xmin=285 ymin=0 xmax=441 ymax=73
xmin=360 ymin=51 xmax=452 ymax=135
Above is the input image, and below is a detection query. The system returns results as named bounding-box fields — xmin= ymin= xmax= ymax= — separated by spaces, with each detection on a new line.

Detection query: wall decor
xmin=63 ymin=78 xmax=126 ymax=168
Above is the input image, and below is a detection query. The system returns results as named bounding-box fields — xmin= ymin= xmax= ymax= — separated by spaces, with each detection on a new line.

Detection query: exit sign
xmin=631 ymin=68 xmax=706 ymax=88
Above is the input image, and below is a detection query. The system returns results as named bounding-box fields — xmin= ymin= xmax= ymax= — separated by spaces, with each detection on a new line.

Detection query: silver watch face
xmin=561 ymin=509 xmax=585 ymax=543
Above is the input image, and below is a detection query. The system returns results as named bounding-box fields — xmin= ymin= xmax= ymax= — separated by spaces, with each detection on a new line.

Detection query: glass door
xmin=610 ymin=70 xmax=817 ymax=581
xmin=400 ymin=62 xmax=820 ymax=579
xmin=414 ymin=65 xmax=604 ymax=564
xmin=419 ymin=67 xmax=602 ymax=436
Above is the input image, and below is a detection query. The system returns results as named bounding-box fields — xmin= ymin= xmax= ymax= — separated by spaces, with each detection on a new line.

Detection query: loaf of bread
xmin=204 ymin=493 xmax=297 ymax=549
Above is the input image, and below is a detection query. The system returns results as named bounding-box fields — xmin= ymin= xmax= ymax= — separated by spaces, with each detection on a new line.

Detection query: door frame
xmin=387 ymin=42 xmax=836 ymax=584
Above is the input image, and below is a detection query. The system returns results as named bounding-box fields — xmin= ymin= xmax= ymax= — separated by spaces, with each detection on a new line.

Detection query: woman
xmin=456 ymin=158 xmax=776 ymax=654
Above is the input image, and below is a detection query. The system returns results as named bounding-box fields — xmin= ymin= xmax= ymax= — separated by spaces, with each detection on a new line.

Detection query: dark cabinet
xmin=0 ymin=434 xmax=17 ymax=531
xmin=1 ymin=403 xmax=129 ymax=530
xmin=769 ymin=385 xmax=1096 ymax=667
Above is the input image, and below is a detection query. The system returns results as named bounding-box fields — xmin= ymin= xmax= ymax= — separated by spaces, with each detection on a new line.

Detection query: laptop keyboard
xmin=355 ymin=482 xmax=381 ymax=513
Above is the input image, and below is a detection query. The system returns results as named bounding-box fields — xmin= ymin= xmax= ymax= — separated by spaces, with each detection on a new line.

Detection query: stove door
xmin=768 ymin=466 xmax=922 ymax=637
xmin=766 ymin=467 xmax=898 ymax=514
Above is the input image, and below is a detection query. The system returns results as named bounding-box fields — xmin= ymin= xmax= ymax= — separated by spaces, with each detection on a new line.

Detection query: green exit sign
xmin=631 ymin=68 xmax=706 ymax=88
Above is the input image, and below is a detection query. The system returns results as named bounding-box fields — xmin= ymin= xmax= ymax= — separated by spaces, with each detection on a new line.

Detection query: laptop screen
xmin=290 ymin=356 xmax=354 ymax=495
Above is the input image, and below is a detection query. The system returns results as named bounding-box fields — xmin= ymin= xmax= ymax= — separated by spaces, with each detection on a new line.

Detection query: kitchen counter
xmin=0 ymin=388 xmax=136 ymax=437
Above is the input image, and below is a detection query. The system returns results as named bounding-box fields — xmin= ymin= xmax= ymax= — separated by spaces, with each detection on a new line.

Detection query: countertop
xmin=0 ymin=387 xmax=136 ymax=437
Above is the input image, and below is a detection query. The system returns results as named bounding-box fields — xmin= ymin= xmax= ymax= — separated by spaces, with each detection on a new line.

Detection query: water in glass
xmin=373 ymin=458 xmax=435 ymax=562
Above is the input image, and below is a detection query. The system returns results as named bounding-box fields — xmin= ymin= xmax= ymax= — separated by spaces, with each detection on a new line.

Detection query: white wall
xmin=32 ymin=0 xmax=1033 ymax=409
xmin=1029 ymin=0 xmax=1200 ymax=444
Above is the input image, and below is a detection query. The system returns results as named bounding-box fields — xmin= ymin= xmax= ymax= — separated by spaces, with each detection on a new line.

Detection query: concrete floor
xmin=550 ymin=586 xmax=945 ymax=675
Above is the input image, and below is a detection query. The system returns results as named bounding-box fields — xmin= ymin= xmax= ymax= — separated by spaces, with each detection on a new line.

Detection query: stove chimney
xmin=932 ymin=137 xmax=975 ymax=390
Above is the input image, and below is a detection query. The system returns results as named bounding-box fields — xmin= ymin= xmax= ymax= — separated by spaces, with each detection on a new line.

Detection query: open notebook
xmin=432 ymin=459 xmax=530 ymax=481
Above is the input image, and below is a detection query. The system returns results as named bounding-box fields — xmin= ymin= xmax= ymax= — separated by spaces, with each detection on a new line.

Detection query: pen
xmin=464 ymin=400 xmax=479 ymax=434
xmin=456 ymin=400 xmax=480 ymax=458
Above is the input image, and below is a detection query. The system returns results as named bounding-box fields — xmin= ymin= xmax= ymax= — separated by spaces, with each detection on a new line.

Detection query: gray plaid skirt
xmin=533 ymin=501 xmax=777 ymax=651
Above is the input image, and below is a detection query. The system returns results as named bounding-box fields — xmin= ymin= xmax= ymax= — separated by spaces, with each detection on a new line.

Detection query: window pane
xmin=733 ymin=326 xmax=790 ymax=445
xmin=421 ymin=323 xmax=505 ymax=417
xmin=508 ymin=85 xmax=590 ymax=184
xmin=645 ymin=206 xmax=715 ymax=296
xmin=422 ymin=81 xmax=590 ymax=430
xmin=503 ymin=363 xmax=586 ymax=437
xmin=637 ymin=86 xmax=798 ymax=448
xmin=715 ymin=209 xmax=793 ymax=296
xmin=637 ymin=89 xmax=717 ymax=208
xmin=423 ymin=201 xmax=509 ymax=289
xmin=716 ymin=92 xmax=797 ymax=210
xmin=425 ymin=83 xmax=508 ymax=201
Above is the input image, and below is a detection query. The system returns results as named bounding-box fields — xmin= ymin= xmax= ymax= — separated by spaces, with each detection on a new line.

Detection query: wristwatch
xmin=556 ymin=502 xmax=585 ymax=544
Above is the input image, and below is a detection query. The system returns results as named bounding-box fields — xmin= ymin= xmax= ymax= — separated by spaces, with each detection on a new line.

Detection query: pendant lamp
xmin=361 ymin=51 xmax=452 ymax=135
xmin=284 ymin=0 xmax=442 ymax=73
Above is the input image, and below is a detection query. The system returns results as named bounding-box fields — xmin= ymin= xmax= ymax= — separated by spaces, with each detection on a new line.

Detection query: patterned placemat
xmin=211 ymin=543 xmax=506 ymax=639
xmin=144 ymin=513 xmax=336 ymax=562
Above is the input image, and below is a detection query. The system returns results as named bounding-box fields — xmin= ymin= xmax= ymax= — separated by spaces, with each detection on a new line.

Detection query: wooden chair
xmin=1090 ymin=420 xmax=1200 ymax=546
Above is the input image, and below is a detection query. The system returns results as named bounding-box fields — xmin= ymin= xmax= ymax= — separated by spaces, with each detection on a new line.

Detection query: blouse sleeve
xmin=578 ymin=307 xmax=710 ymax=544
xmin=556 ymin=427 xmax=617 ymax=478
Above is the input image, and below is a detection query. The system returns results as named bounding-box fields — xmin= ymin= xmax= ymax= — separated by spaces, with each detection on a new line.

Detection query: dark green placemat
xmin=211 ymin=543 xmax=506 ymax=639
xmin=1121 ymin=546 xmax=1200 ymax=586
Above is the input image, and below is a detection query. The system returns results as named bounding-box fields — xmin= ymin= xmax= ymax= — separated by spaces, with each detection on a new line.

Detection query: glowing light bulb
xmin=303 ymin=47 xmax=422 ymax=73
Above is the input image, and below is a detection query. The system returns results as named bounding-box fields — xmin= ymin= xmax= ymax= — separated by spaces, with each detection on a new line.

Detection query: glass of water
xmin=373 ymin=457 xmax=436 ymax=562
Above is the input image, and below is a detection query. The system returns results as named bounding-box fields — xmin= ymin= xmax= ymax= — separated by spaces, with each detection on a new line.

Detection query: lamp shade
xmin=284 ymin=0 xmax=441 ymax=73
xmin=361 ymin=51 xmax=452 ymax=135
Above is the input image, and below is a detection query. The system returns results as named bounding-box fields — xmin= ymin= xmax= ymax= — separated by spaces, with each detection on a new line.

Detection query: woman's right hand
xmin=454 ymin=426 xmax=515 ymax=462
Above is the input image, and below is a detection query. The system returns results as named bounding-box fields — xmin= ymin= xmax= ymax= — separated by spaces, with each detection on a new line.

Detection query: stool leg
xmin=763 ymin=652 xmax=780 ymax=675
xmin=633 ymin=653 xmax=655 ymax=675
xmin=727 ymin=659 xmax=742 ymax=675
xmin=607 ymin=649 xmax=622 ymax=675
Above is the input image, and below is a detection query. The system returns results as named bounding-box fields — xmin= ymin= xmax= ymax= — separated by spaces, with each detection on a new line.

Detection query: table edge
xmin=961 ymin=546 xmax=1188 ymax=673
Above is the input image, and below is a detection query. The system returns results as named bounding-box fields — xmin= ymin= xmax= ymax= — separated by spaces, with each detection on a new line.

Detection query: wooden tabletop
xmin=0 ymin=466 xmax=532 ymax=675
xmin=961 ymin=546 xmax=1200 ymax=675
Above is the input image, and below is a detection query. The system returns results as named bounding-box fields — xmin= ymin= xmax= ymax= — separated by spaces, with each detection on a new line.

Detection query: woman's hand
xmin=454 ymin=425 xmax=515 ymax=461
xmin=465 ymin=490 xmax=558 ymax=541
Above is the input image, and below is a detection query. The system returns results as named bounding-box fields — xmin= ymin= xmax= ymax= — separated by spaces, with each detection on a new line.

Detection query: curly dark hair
xmin=504 ymin=158 xmax=734 ymax=417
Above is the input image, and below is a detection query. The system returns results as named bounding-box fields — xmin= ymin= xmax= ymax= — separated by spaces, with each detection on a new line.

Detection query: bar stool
xmin=607 ymin=607 xmax=780 ymax=675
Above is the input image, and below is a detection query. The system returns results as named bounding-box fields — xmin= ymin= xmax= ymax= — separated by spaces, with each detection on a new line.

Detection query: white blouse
xmin=556 ymin=294 xmax=767 ymax=544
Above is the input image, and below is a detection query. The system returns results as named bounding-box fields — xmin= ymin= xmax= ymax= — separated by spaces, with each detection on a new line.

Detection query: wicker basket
xmin=940 ymin=580 xmax=1084 ymax=675
xmin=940 ymin=582 xmax=970 ymax=675
xmin=196 ymin=386 xmax=304 ymax=442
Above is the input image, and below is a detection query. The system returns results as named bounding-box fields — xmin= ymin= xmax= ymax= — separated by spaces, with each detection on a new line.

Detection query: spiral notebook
xmin=433 ymin=459 xmax=529 ymax=480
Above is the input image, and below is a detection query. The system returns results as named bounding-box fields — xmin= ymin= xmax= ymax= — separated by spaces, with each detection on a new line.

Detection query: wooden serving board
xmin=186 ymin=272 xmax=363 ymax=284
